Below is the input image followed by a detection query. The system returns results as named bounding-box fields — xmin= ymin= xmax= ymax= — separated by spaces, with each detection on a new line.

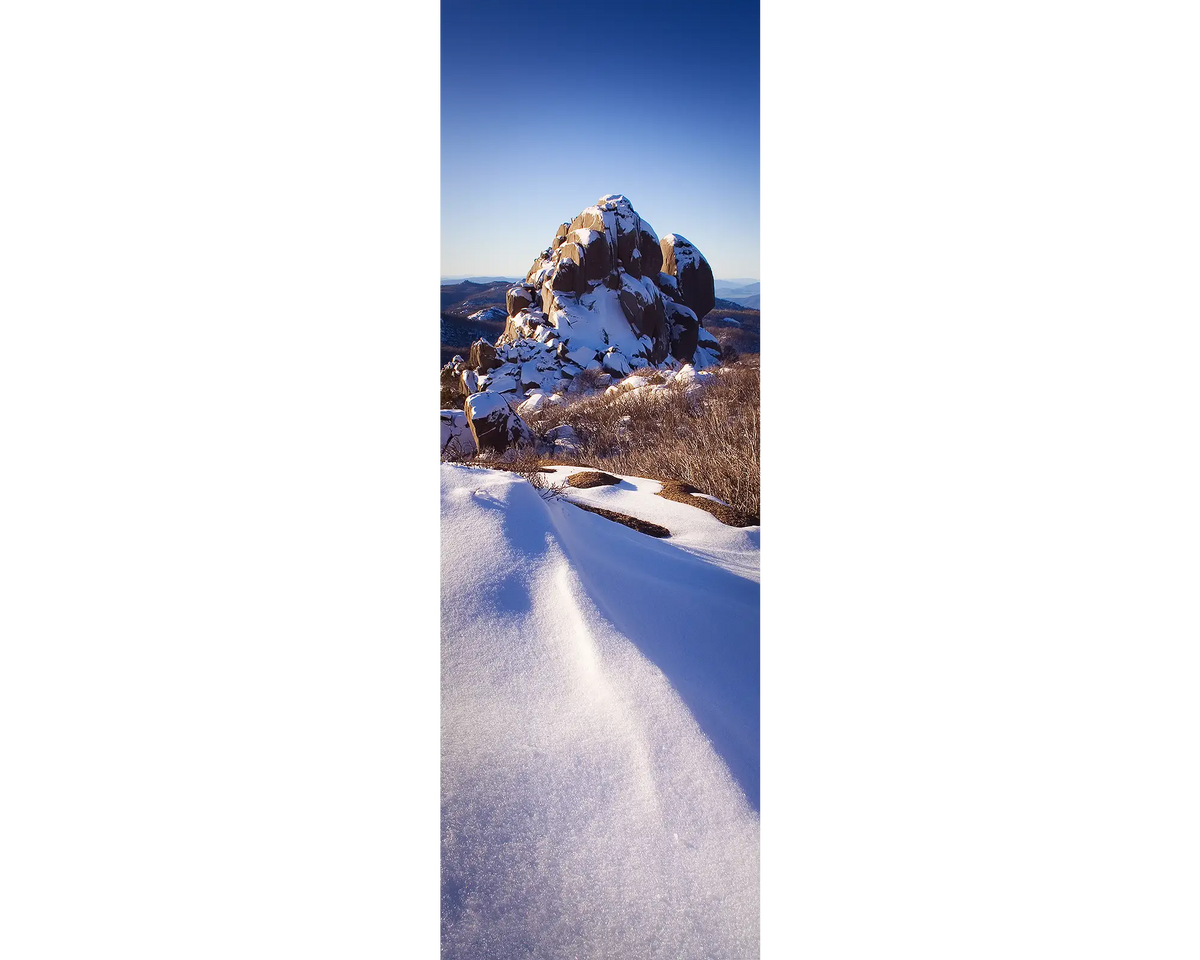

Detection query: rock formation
xmin=464 ymin=391 xmax=534 ymax=454
xmin=440 ymin=195 xmax=722 ymax=453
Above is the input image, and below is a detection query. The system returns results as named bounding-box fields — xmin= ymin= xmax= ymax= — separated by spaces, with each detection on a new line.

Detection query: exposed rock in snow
xmin=505 ymin=284 xmax=534 ymax=316
xmin=439 ymin=409 xmax=476 ymax=457
xmin=517 ymin=392 xmax=546 ymax=417
xmin=468 ymin=339 xmax=500 ymax=374
xmin=661 ymin=234 xmax=715 ymax=322
xmin=465 ymin=391 xmax=534 ymax=453
xmin=602 ymin=349 xmax=631 ymax=377
xmin=665 ymin=298 xmax=700 ymax=361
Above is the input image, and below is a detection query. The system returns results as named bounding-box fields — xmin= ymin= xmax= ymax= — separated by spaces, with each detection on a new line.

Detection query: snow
xmin=517 ymin=392 xmax=545 ymax=416
xmin=442 ymin=464 xmax=759 ymax=959
xmin=439 ymin=410 xmax=475 ymax=457
xmin=570 ymin=227 xmax=602 ymax=247
xmin=602 ymin=350 xmax=631 ymax=377
xmin=463 ymin=390 xmax=511 ymax=421
xmin=566 ymin=345 xmax=596 ymax=367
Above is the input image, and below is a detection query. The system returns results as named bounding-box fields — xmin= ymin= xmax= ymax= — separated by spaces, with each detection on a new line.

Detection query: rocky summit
xmin=441 ymin=195 xmax=722 ymax=452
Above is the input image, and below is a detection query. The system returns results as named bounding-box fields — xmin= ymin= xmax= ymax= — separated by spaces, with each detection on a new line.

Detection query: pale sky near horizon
xmin=441 ymin=0 xmax=760 ymax=281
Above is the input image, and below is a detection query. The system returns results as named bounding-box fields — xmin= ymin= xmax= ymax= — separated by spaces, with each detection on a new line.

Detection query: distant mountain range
xmin=442 ymin=281 xmax=760 ymax=320
xmin=445 ymin=276 xmax=758 ymax=295
xmin=713 ymin=280 xmax=760 ymax=309
xmin=440 ymin=279 xmax=515 ymax=314
xmin=440 ymin=275 xmax=522 ymax=284
xmin=714 ymin=277 xmax=758 ymax=288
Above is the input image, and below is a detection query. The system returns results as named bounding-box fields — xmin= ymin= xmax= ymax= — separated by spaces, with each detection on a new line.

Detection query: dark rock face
xmin=468 ymin=339 xmax=500 ymax=374
xmin=572 ymin=228 xmax=611 ymax=281
xmin=665 ymin=299 xmax=700 ymax=362
xmin=550 ymin=253 xmax=582 ymax=296
xmin=660 ymin=234 xmax=715 ymax=321
xmin=638 ymin=226 xmax=663 ymax=279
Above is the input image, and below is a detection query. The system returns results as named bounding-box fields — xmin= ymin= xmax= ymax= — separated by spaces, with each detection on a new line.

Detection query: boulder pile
xmin=440 ymin=195 xmax=723 ymax=453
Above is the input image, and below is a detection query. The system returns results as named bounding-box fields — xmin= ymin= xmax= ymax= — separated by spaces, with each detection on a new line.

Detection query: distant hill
xmin=441 ymin=279 xmax=512 ymax=314
xmin=440 ymin=308 xmax=507 ymax=366
xmin=714 ymin=281 xmax=760 ymax=309
xmin=714 ymin=280 xmax=759 ymax=295
xmin=714 ymin=277 xmax=759 ymax=290
xmin=704 ymin=306 xmax=760 ymax=356
xmin=440 ymin=275 xmax=521 ymax=284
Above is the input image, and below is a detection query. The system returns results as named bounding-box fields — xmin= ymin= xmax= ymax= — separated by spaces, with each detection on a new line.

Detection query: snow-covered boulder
xmin=506 ymin=284 xmax=535 ymax=316
xmin=465 ymin=391 xmax=534 ymax=454
xmin=693 ymin=326 xmax=722 ymax=369
xmin=602 ymin=349 xmax=631 ymax=377
xmin=517 ymin=392 xmax=546 ymax=417
xmin=468 ymin=339 xmax=500 ymax=374
xmin=440 ymin=409 xmax=476 ymax=457
xmin=519 ymin=357 xmax=559 ymax=393
xmin=543 ymin=422 xmax=582 ymax=456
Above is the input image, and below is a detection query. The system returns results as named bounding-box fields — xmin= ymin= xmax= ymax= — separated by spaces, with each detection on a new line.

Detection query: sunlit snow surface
xmin=441 ymin=465 xmax=759 ymax=959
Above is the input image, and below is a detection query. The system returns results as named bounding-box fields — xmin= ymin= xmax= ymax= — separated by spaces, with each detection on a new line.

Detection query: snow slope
xmin=441 ymin=464 xmax=759 ymax=959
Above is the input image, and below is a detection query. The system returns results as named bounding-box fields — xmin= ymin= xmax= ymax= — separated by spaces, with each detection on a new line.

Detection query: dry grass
xmin=566 ymin=471 xmax=621 ymax=488
xmin=438 ymin=358 xmax=761 ymax=519
xmin=525 ymin=358 xmax=760 ymax=518
xmin=655 ymin=479 xmax=758 ymax=527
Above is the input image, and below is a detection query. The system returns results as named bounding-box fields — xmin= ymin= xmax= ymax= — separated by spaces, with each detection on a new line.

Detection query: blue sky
xmin=441 ymin=0 xmax=760 ymax=280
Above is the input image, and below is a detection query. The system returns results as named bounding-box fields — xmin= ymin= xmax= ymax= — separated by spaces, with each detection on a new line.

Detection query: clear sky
xmin=441 ymin=0 xmax=759 ymax=280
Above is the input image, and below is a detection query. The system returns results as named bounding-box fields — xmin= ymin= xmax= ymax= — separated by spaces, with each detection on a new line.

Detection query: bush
xmin=566 ymin=366 xmax=611 ymax=394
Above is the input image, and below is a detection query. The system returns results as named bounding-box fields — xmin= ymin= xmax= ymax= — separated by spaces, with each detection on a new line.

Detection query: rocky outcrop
xmin=442 ymin=195 xmax=722 ymax=457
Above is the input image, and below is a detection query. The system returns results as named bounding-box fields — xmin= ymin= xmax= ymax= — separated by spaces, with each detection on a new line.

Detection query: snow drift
xmin=441 ymin=464 xmax=759 ymax=959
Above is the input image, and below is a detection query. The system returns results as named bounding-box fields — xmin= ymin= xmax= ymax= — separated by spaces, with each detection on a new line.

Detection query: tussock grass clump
xmin=566 ymin=471 xmax=621 ymax=489
xmin=656 ymin=479 xmax=758 ymax=527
